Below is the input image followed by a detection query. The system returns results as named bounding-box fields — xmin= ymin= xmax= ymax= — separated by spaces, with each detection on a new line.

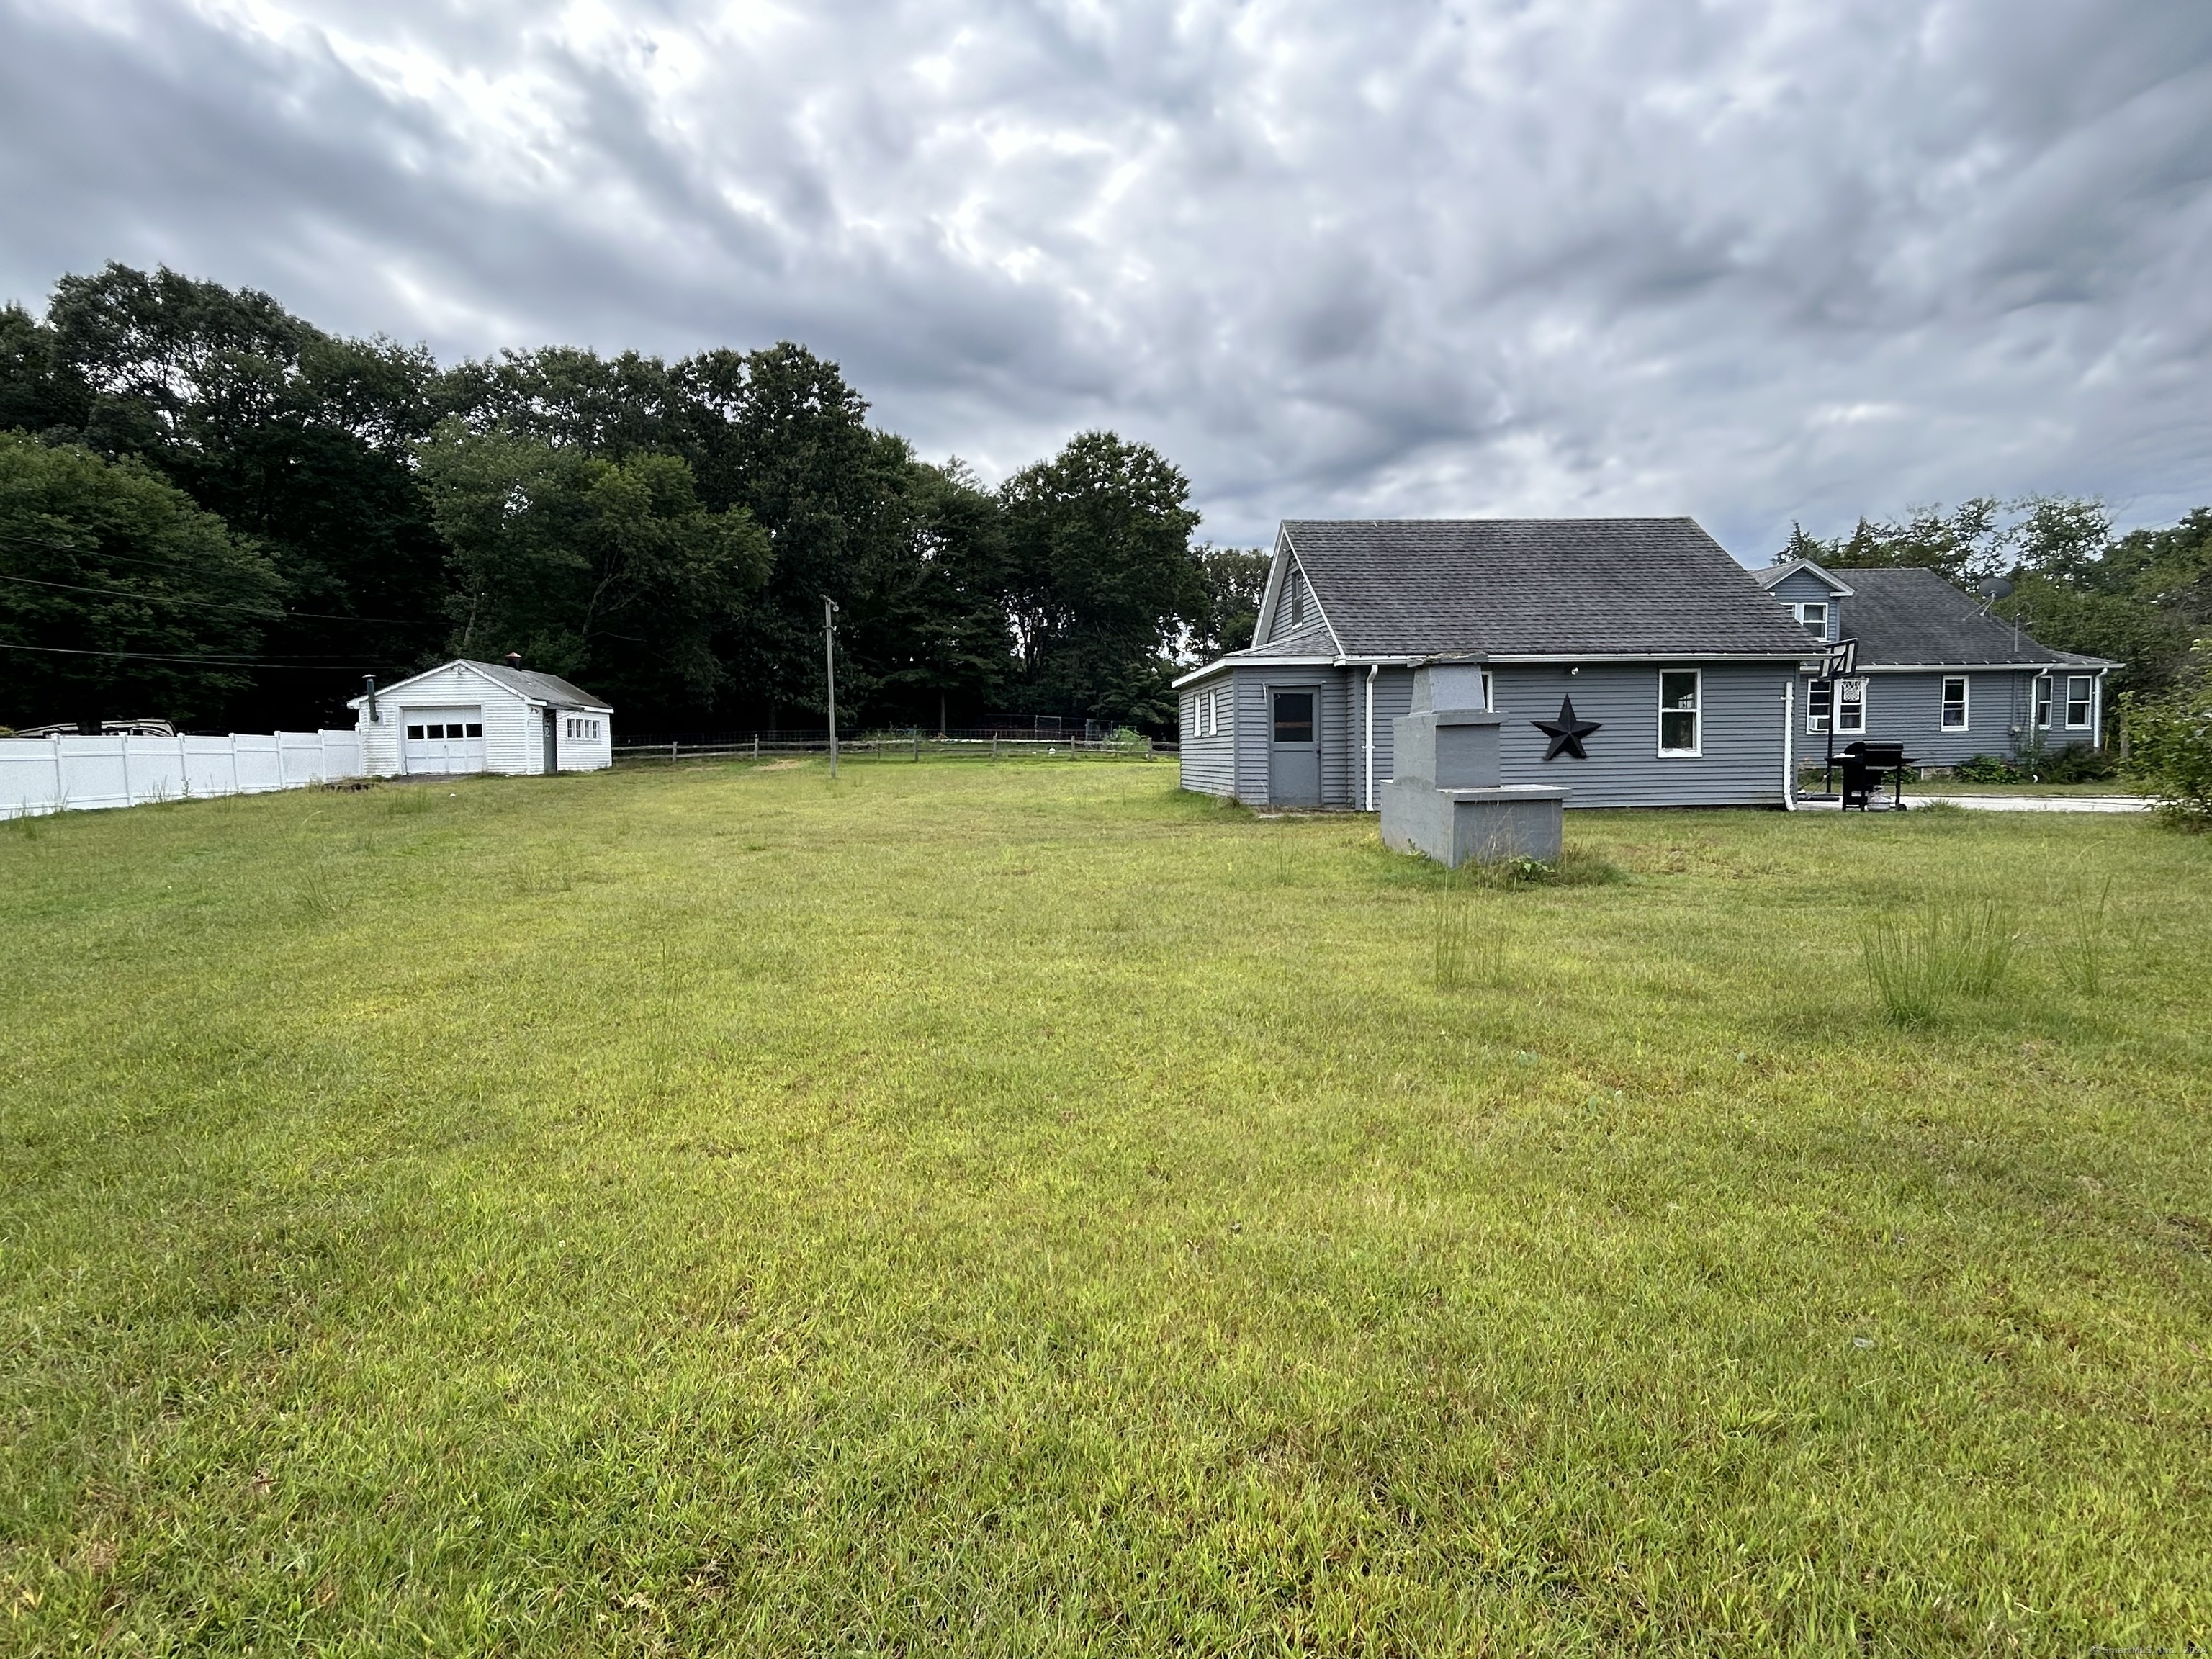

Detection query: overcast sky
xmin=3 ymin=0 xmax=2209 ymax=556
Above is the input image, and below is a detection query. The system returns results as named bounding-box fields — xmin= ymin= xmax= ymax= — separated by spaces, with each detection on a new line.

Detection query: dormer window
xmin=1796 ymin=601 xmax=1829 ymax=639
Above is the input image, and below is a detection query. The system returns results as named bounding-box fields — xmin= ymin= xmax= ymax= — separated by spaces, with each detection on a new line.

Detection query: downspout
xmin=1364 ymin=663 xmax=1377 ymax=811
xmin=1782 ymin=678 xmax=1796 ymax=810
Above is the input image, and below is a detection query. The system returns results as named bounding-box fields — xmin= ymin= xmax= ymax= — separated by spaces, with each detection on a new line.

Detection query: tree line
xmin=1779 ymin=495 xmax=2212 ymax=704
xmin=7 ymin=262 xmax=2205 ymax=746
xmin=1 ymin=264 xmax=1268 ymax=734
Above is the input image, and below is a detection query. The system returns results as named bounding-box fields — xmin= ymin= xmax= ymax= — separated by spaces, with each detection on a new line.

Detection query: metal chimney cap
xmin=505 ymin=652 xmax=523 ymax=668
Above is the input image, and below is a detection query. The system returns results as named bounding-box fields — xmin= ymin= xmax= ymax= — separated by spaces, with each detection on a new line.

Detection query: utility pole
xmin=823 ymin=595 xmax=840 ymax=780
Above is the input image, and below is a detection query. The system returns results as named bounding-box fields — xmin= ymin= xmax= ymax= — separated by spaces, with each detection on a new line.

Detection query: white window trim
xmin=2064 ymin=675 xmax=2092 ymax=730
xmin=1658 ymin=668 xmax=1703 ymax=757
xmin=1796 ymin=601 xmax=1829 ymax=640
xmin=1940 ymin=675 xmax=1969 ymax=732
xmin=1835 ymin=677 xmax=1867 ymax=735
xmin=1805 ymin=677 xmax=1832 ymax=734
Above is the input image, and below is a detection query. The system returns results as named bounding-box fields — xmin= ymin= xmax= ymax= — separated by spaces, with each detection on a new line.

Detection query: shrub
xmin=2123 ymin=671 xmax=2212 ymax=829
xmin=1952 ymin=754 xmax=2018 ymax=783
xmin=1862 ymin=897 xmax=2017 ymax=1025
xmin=2041 ymin=742 xmax=2118 ymax=783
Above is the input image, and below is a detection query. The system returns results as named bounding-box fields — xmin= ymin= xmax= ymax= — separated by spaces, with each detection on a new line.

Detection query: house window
xmin=1481 ymin=670 xmax=1494 ymax=711
xmin=2033 ymin=678 xmax=2052 ymax=729
xmin=1797 ymin=601 xmax=1829 ymax=639
xmin=1806 ymin=678 xmax=1833 ymax=734
xmin=1658 ymin=670 xmax=1701 ymax=755
xmin=1835 ymin=678 xmax=1866 ymax=734
xmin=2065 ymin=675 xmax=2092 ymax=729
xmin=1941 ymin=676 xmax=1969 ymax=731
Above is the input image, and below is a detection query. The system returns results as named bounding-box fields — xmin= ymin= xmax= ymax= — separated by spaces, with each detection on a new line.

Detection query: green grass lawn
xmin=3 ymin=760 xmax=2209 ymax=1654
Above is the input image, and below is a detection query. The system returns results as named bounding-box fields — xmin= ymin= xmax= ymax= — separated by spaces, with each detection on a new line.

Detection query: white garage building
xmin=349 ymin=656 xmax=614 ymax=778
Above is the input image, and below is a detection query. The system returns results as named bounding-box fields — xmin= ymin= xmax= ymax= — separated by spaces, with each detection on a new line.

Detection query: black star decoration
xmin=1534 ymin=695 xmax=1601 ymax=760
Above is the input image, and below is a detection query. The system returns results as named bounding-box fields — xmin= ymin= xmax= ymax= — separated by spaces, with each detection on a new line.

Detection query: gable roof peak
xmin=1751 ymin=557 xmax=1855 ymax=595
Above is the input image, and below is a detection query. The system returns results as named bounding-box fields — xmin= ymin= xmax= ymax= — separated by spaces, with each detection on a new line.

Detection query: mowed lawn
xmin=2 ymin=760 xmax=2209 ymax=1655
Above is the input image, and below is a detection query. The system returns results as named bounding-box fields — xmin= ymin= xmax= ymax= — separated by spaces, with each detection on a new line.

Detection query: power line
xmin=0 ymin=570 xmax=288 ymax=619
xmin=0 ymin=531 xmax=432 ymax=625
xmin=0 ymin=639 xmax=391 ymax=669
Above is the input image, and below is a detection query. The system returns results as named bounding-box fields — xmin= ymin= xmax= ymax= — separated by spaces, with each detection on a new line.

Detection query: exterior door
xmin=401 ymin=706 xmax=485 ymax=775
xmin=541 ymin=709 xmax=559 ymax=775
xmin=1268 ymin=688 xmax=1322 ymax=806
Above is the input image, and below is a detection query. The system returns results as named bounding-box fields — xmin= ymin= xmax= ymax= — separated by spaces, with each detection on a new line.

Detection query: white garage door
xmin=402 ymin=706 xmax=486 ymax=775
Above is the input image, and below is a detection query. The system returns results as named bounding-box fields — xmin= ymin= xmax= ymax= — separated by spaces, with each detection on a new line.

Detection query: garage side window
xmin=1658 ymin=670 xmax=1701 ymax=756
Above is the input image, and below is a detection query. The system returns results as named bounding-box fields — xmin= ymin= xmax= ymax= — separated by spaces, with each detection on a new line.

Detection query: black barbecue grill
xmin=1836 ymin=740 xmax=1913 ymax=810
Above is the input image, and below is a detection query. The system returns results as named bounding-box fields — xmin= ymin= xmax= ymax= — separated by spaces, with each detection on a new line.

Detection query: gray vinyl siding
xmin=1861 ymin=670 xmax=2018 ymax=768
xmin=1267 ymin=560 xmax=1314 ymax=644
xmin=1490 ymin=663 xmax=1793 ymax=808
xmin=1177 ymin=682 xmax=1236 ymax=796
xmin=1233 ymin=671 xmax=1273 ymax=803
xmin=1200 ymin=660 xmax=1793 ymax=809
xmin=1808 ymin=668 xmax=2103 ymax=768
xmin=1767 ymin=570 xmax=1838 ymax=642
xmin=1319 ymin=671 xmax=1354 ymax=806
xmin=1350 ymin=667 xmax=1416 ymax=809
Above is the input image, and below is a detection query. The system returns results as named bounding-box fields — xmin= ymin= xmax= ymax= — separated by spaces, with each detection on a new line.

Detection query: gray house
xmin=1752 ymin=559 xmax=2116 ymax=768
xmin=1176 ymin=519 xmax=1825 ymax=810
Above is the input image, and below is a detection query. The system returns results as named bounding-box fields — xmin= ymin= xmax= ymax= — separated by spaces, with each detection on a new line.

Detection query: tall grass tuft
xmin=2060 ymin=874 xmax=2115 ymax=997
xmin=1432 ymin=868 xmax=1474 ymax=990
xmin=1863 ymin=897 xmax=2018 ymax=1025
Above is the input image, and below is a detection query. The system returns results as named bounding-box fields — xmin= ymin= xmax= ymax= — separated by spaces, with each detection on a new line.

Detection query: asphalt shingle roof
xmin=1818 ymin=569 xmax=2088 ymax=667
xmin=1215 ymin=621 xmax=1340 ymax=662
xmin=462 ymin=660 xmax=611 ymax=709
xmin=1282 ymin=518 xmax=1819 ymax=659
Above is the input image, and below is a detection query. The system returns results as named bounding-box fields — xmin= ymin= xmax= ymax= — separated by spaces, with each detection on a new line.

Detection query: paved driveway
xmin=1907 ymin=793 xmax=2150 ymax=814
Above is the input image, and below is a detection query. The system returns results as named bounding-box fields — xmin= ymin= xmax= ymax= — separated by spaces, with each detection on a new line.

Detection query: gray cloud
xmin=2 ymin=0 xmax=2209 ymax=555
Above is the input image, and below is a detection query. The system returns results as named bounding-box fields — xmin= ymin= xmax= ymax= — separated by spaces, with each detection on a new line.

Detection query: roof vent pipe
xmin=505 ymin=652 xmax=523 ymax=670
xmin=363 ymin=675 xmax=377 ymax=722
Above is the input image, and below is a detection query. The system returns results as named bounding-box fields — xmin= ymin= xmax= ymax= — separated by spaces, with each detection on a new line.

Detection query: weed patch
xmin=1863 ymin=896 xmax=2018 ymax=1025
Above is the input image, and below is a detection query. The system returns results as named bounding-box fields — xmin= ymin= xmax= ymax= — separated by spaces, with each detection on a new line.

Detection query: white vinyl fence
xmin=0 ymin=731 xmax=364 ymax=820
